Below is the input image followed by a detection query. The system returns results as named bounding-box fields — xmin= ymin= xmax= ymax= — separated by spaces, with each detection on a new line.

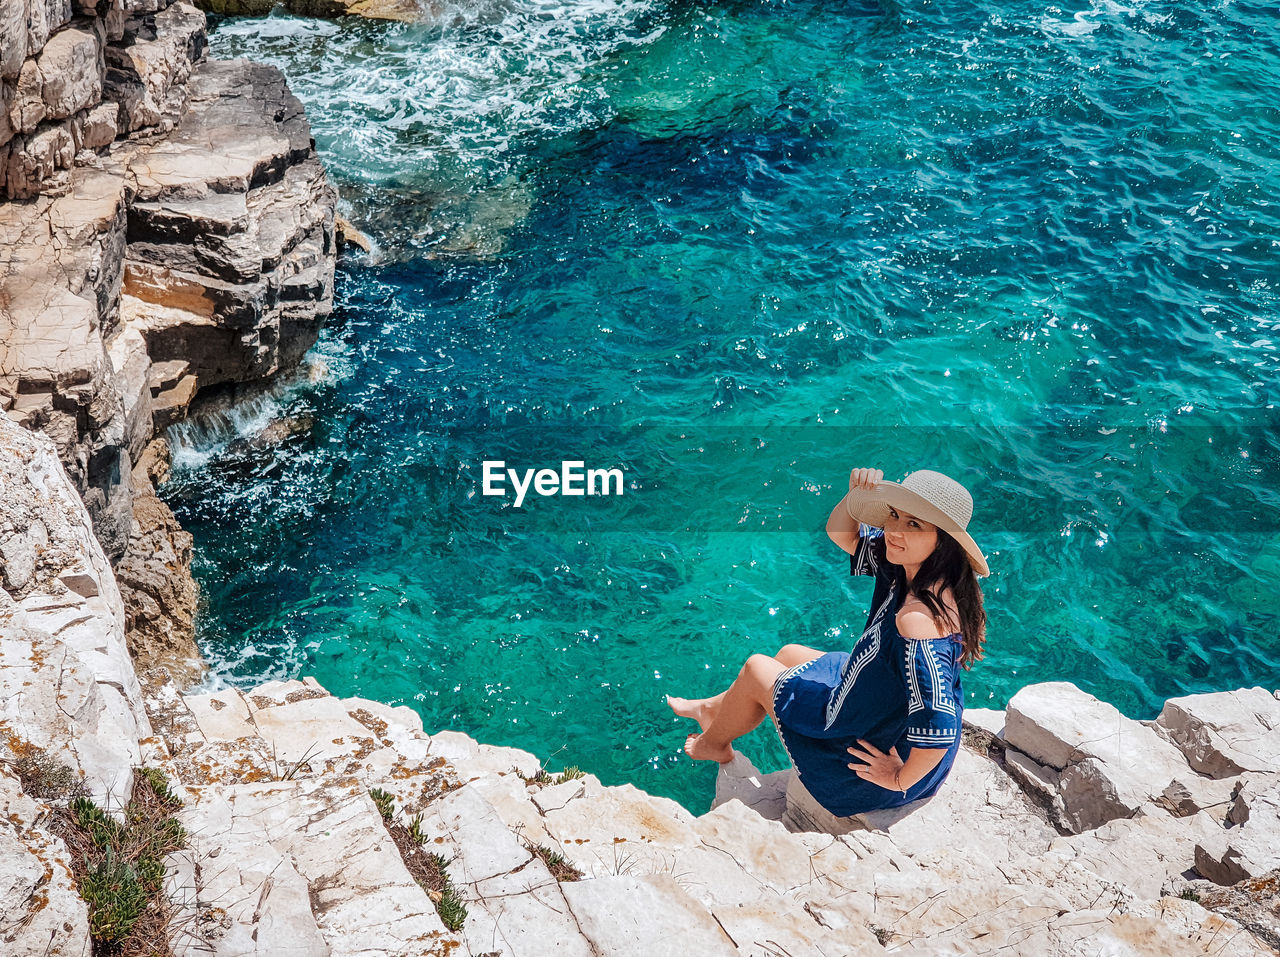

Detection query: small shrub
xmin=81 ymin=848 xmax=149 ymax=944
xmin=137 ymin=766 xmax=183 ymax=807
xmin=71 ymin=796 xmax=120 ymax=847
xmin=427 ymin=853 xmax=468 ymax=931
xmin=12 ymin=750 xmax=88 ymax=801
xmin=553 ymin=766 xmax=585 ymax=784
xmin=57 ymin=767 xmax=189 ymax=954
xmin=369 ymin=788 xmax=395 ymax=821
xmin=408 ymin=811 xmax=426 ymax=845
xmin=1180 ymin=887 xmax=1201 ymax=902
xmin=436 ymin=885 xmax=468 ymax=933
xmin=870 ymin=924 xmax=894 ymax=945
xmin=530 ymin=843 xmax=583 ymax=882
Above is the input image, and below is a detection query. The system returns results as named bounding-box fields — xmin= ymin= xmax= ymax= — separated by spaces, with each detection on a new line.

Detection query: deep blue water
xmin=166 ymin=0 xmax=1280 ymax=811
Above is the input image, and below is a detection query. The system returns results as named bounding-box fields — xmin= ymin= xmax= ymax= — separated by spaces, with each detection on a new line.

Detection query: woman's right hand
xmin=849 ymin=468 xmax=883 ymax=493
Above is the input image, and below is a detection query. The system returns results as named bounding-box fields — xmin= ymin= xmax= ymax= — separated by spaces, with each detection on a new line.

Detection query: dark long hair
xmin=892 ymin=529 xmax=987 ymax=669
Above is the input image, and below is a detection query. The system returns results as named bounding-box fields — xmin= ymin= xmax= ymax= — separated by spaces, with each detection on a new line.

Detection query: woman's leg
xmin=666 ymin=691 xmax=726 ymax=732
xmin=684 ymin=654 xmax=787 ymax=763
xmin=668 ymin=644 xmax=824 ymax=730
xmin=774 ymin=643 xmax=824 ymax=668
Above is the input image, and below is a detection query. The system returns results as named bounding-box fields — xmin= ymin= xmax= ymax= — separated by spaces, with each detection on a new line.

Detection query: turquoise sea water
xmin=170 ymin=0 xmax=1280 ymax=811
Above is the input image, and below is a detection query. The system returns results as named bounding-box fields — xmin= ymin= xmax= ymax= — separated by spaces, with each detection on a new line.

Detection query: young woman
xmin=668 ymin=467 xmax=989 ymax=817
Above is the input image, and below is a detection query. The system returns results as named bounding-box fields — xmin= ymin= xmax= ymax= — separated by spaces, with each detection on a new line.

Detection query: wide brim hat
xmin=844 ymin=469 xmax=990 ymax=577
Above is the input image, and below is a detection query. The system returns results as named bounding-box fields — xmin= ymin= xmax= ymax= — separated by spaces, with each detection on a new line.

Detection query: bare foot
xmin=684 ymin=732 xmax=734 ymax=764
xmin=666 ymin=695 xmax=715 ymax=732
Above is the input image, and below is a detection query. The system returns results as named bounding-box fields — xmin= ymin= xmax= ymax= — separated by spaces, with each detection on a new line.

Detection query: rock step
xmin=175 ymin=778 xmax=454 ymax=957
xmin=140 ymin=677 xmax=1279 ymax=956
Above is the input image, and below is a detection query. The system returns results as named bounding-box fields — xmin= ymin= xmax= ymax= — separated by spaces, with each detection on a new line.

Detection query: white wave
xmin=207 ymin=0 xmax=662 ymax=177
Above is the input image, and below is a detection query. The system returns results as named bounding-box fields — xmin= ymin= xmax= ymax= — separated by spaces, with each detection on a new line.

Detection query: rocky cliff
xmin=2 ymin=411 xmax=1278 ymax=956
xmin=4 ymin=3 xmax=1280 ymax=954
xmin=1 ymin=0 xmax=336 ymax=679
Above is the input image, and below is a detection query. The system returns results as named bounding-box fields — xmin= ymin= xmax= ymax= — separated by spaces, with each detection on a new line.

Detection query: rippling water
xmin=169 ymin=0 xmax=1280 ymax=810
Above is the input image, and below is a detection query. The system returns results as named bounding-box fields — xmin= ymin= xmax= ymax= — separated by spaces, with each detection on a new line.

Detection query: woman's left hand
xmin=848 ymin=739 xmax=905 ymax=792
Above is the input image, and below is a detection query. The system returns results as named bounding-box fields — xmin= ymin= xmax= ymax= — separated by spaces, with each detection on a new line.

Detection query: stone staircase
xmin=138 ymin=677 xmax=1273 ymax=957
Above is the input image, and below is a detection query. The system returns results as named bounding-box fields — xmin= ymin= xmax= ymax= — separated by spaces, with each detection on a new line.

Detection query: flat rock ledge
xmin=3 ymin=417 xmax=1280 ymax=955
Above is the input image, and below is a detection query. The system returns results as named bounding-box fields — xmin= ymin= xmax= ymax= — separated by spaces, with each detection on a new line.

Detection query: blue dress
xmin=771 ymin=526 xmax=964 ymax=817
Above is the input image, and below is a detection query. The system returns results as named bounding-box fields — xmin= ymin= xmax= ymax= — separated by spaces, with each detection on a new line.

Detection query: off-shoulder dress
xmin=771 ymin=525 xmax=965 ymax=816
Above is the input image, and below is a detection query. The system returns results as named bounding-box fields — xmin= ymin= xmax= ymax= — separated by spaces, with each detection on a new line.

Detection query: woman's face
xmin=883 ymin=507 xmax=938 ymax=571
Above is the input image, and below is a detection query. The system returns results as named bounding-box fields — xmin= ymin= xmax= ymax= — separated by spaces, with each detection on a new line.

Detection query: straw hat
xmin=844 ymin=470 xmax=989 ymax=577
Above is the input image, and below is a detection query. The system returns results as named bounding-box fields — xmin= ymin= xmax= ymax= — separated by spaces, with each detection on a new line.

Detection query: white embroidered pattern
xmin=825 ymin=589 xmax=892 ymax=731
xmin=906 ymin=726 xmax=958 ymax=745
xmin=922 ymin=640 xmax=956 ymax=717
xmin=904 ymin=638 xmax=956 ymax=718
xmin=851 ymin=524 xmax=880 ymax=577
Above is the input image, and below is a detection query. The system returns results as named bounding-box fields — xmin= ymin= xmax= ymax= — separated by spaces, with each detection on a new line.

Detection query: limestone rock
xmin=0 ymin=766 xmax=91 ymax=956
xmin=0 ymin=417 xmax=150 ymax=809
xmin=1 ymin=164 xmax=133 ymax=554
xmin=417 ymin=784 xmax=596 ymax=956
xmin=1006 ymin=681 xmax=1198 ymax=832
xmin=114 ymin=462 xmax=204 ymax=686
xmin=5 ymin=121 xmax=75 ymax=197
xmin=12 ymin=58 xmax=46 ymax=132
xmin=1057 ymin=806 xmax=1225 ymax=900
xmin=1195 ymin=871 xmax=1280 ymax=952
xmin=120 ymin=57 xmax=336 ymax=392
xmin=104 ymin=1 xmax=206 ymax=133
xmin=538 ymin=779 xmax=702 ymax=878
xmin=37 ymin=26 xmax=102 ymax=120
xmin=78 ymin=99 xmax=118 ymax=149
xmin=562 ymin=874 xmax=738 ymax=956
xmin=178 ymin=779 xmax=455 ymax=956
xmin=149 ymin=371 xmax=197 ymax=428
xmin=1 ymin=0 xmax=26 ymax=80
xmin=1155 ymin=687 xmax=1280 ymax=778
xmin=24 ymin=0 xmax=75 ymax=61
xmin=104 ymin=322 xmax=153 ymax=462
xmin=1004 ymin=747 xmax=1068 ymax=828
xmin=962 ymin=705 xmax=1007 ymax=744
xmin=0 ymin=78 xmax=15 ymax=146
xmin=1196 ymin=778 xmax=1280 ymax=885
xmin=710 ymin=749 xmax=788 ymax=821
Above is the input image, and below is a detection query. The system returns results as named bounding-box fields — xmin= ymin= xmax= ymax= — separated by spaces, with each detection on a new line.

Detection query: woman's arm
xmin=827 ymin=467 xmax=882 ymax=556
xmin=846 ymin=740 xmax=948 ymax=794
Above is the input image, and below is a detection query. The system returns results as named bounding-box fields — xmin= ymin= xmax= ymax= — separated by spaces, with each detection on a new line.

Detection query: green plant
xmin=408 ymin=811 xmax=426 ymax=845
xmin=1180 ymin=887 xmax=1201 ymax=902
xmin=80 ymin=847 xmax=149 ymax=944
xmin=59 ymin=766 xmax=190 ymax=953
xmin=530 ymin=843 xmax=583 ymax=882
xmin=71 ymin=796 xmax=120 ymax=847
xmin=553 ymin=766 xmax=585 ymax=784
xmin=428 ymin=853 xmax=468 ymax=931
xmin=369 ymin=787 xmax=396 ymax=821
xmin=12 ymin=750 xmax=88 ymax=800
xmin=137 ymin=766 xmax=182 ymax=807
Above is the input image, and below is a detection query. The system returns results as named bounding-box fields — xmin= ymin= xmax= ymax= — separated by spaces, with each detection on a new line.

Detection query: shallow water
xmin=169 ymin=0 xmax=1280 ymax=810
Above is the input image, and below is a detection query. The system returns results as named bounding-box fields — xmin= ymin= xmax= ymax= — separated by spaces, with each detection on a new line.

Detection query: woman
xmin=668 ymin=467 xmax=989 ymax=817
